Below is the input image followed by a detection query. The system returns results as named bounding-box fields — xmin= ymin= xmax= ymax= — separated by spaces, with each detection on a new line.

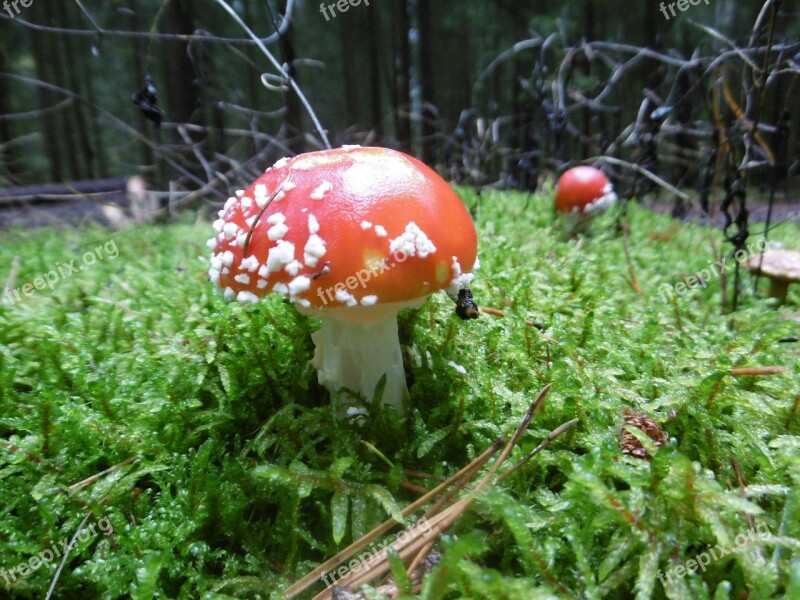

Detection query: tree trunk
xmin=30 ymin=3 xmax=66 ymax=181
xmin=160 ymin=0 xmax=206 ymax=184
xmin=339 ymin=10 xmax=361 ymax=132
xmin=244 ymin=0 xmax=263 ymax=156
xmin=417 ymin=0 xmax=436 ymax=163
xmin=0 ymin=52 xmax=20 ymax=184
xmin=55 ymin=0 xmax=96 ymax=179
xmin=46 ymin=17 xmax=83 ymax=180
xmin=714 ymin=0 xmax=737 ymax=44
xmin=160 ymin=0 xmax=200 ymax=124
xmin=393 ymin=0 xmax=412 ymax=152
xmin=643 ymin=0 xmax=659 ymax=50
xmin=584 ymin=0 xmax=595 ymax=41
xmin=366 ymin=5 xmax=383 ymax=139
xmin=128 ymin=5 xmax=156 ymax=179
xmin=279 ymin=0 xmax=304 ymax=153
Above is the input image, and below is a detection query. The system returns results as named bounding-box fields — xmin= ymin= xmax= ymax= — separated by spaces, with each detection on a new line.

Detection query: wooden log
xmin=0 ymin=178 xmax=128 ymax=203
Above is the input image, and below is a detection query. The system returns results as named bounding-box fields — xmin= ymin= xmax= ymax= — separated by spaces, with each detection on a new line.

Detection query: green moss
xmin=0 ymin=192 xmax=798 ymax=599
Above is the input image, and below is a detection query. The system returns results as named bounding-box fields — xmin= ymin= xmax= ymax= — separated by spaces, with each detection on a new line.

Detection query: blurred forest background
xmin=0 ymin=0 xmax=799 ymax=211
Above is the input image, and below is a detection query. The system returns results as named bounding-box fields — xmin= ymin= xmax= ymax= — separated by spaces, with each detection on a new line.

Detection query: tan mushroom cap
xmin=743 ymin=249 xmax=800 ymax=282
xmin=744 ymin=248 xmax=800 ymax=301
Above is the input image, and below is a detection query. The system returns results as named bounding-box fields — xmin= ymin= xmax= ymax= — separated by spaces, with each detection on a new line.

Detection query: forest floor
xmin=644 ymin=198 xmax=800 ymax=228
xmin=1 ymin=189 xmax=799 ymax=598
xmin=1 ymin=179 xmax=799 ymax=230
xmin=0 ymin=179 xmax=131 ymax=230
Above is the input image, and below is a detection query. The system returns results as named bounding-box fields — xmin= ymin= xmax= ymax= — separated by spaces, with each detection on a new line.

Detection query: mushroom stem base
xmin=561 ymin=211 xmax=595 ymax=236
xmin=310 ymin=314 xmax=408 ymax=414
xmin=768 ymin=279 xmax=789 ymax=302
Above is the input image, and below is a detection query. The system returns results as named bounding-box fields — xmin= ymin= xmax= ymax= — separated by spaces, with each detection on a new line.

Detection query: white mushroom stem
xmin=311 ymin=315 xmax=407 ymax=413
xmin=562 ymin=211 xmax=595 ymax=236
xmin=301 ymin=298 xmax=426 ymax=414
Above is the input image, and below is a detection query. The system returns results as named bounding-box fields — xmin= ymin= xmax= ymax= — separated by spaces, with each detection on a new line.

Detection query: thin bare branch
xmin=210 ymin=0 xmax=331 ymax=150
xmin=0 ymin=0 xmax=296 ymax=46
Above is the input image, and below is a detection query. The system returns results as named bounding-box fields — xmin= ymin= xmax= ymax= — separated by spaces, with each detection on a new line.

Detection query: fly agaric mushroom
xmin=554 ymin=166 xmax=616 ymax=233
xmin=207 ymin=146 xmax=478 ymax=413
xmin=743 ymin=248 xmax=800 ymax=303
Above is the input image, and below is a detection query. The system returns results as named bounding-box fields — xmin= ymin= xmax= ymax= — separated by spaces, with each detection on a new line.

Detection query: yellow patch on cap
xmin=435 ymin=260 xmax=450 ymax=284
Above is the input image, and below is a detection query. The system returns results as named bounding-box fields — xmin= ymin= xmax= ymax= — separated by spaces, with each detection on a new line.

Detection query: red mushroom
xmin=554 ymin=166 xmax=616 ymax=233
xmin=207 ymin=146 xmax=478 ymax=414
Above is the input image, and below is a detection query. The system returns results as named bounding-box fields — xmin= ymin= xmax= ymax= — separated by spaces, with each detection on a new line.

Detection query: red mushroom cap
xmin=208 ymin=146 xmax=478 ymax=312
xmin=554 ymin=166 xmax=616 ymax=215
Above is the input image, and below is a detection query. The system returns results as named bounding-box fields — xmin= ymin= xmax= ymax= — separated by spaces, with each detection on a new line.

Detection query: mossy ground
xmin=1 ymin=189 xmax=799 ymax=599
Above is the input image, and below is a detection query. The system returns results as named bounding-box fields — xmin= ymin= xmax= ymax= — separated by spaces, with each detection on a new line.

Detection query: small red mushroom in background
xmin=554 ymin=166 xmax=617 ymax=234
xmin=207 ymin=146 xmax=479 ymax=414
